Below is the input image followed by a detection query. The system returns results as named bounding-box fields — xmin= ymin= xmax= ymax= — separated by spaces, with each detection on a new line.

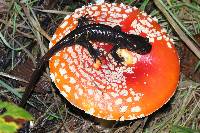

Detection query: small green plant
xmin=171 ymin=125 xmax=200 ymax=133
xmin=0 ymin=101 xmax=33 ymax=133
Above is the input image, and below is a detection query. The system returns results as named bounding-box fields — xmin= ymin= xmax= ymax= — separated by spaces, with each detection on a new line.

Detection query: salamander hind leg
xmin=76 ymin=40 xmax=101 ymax=63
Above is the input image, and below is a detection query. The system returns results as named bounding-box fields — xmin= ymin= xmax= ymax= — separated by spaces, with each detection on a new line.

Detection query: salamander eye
xmin=136 ymin=44 xmax=152 ymax=55
xmin=145 ymin=38 xmax=149 ymax=43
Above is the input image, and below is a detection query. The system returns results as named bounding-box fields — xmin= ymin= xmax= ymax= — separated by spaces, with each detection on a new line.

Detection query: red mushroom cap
xmin=49 ymin=3 xmax=180 ymax=121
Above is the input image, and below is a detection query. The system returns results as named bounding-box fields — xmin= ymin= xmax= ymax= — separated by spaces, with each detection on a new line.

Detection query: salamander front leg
xmin=77 ymin=15 xmax=93 ymax=28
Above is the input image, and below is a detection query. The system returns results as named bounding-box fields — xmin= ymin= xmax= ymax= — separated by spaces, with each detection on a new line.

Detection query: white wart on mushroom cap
xmin=49 ymin=3 xmax=180 ymax=121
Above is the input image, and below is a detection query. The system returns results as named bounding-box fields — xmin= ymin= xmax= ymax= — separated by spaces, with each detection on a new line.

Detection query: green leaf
xmin=194 ymin=60 xmax=200 ymax=72
xmin=125 ymin=0 xmax=132 ymax=3
xmin=0 ymin=101 xmax=33 ymax=133
xmin=13 ymin=2 xmax=23 ymax=17
xmin=0 ymin=118 xmax=18 ymax=133
xmin=171 ymin=125 xmax=200 ymax=133
xmin=0 ymin=80 xmax=22 ymax=99
xmin=0 ymin=101 xmax=32 ymax=120
xmin=139 ymin=0 xmax=150 ymax=10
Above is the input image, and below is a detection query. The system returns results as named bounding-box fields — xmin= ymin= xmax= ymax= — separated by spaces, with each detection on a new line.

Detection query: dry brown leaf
xmin=180 ymin=33 xmax=200 ymax=83
xmin=9 ymin=59 xmax=51 ymax=94
xmin=0 ymin=1 xmax=8 ymax=13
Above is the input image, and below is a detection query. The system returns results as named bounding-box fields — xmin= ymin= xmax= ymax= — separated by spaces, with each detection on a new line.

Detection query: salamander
xmin=43 ymin=16 xmax=152 ymax=64
xmin=20 ymin=16 xmax=152 ymax=107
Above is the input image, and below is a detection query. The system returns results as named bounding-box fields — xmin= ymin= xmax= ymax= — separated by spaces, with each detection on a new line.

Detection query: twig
xmin=19 ymin=2 xmax=51 ymax=42
xmin=0 ymin=72 xmax=28 ymax=83
xmin=33 ymin=8 xmax=72 ymax=15
xmin=0 ymin=19 xmax=35 ymax=39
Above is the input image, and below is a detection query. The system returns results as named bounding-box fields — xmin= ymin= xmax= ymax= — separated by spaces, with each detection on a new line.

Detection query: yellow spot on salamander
xmin=93 ymin=59 xmax=101 ymax=69
xmin=117 ymin=49 xmax=141 ymax=66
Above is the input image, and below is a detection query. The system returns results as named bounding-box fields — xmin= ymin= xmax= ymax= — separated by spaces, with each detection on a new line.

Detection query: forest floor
xmin=0 ymin=0 xmax=199 ymax=132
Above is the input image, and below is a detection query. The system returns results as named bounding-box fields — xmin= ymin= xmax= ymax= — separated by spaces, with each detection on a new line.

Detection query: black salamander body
xmin=44 ymin=17 xmax=152 ymax=64
xmin=20 ymin=16 xmax=152 ymax=107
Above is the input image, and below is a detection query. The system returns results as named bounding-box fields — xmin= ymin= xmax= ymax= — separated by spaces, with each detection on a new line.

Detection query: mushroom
xmin=49 ymin=3 xmax=180 ymax=121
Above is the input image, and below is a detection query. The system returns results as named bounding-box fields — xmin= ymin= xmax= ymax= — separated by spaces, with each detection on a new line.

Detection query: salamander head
xmin=127 ymin=34 xmax=152 ymax=55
